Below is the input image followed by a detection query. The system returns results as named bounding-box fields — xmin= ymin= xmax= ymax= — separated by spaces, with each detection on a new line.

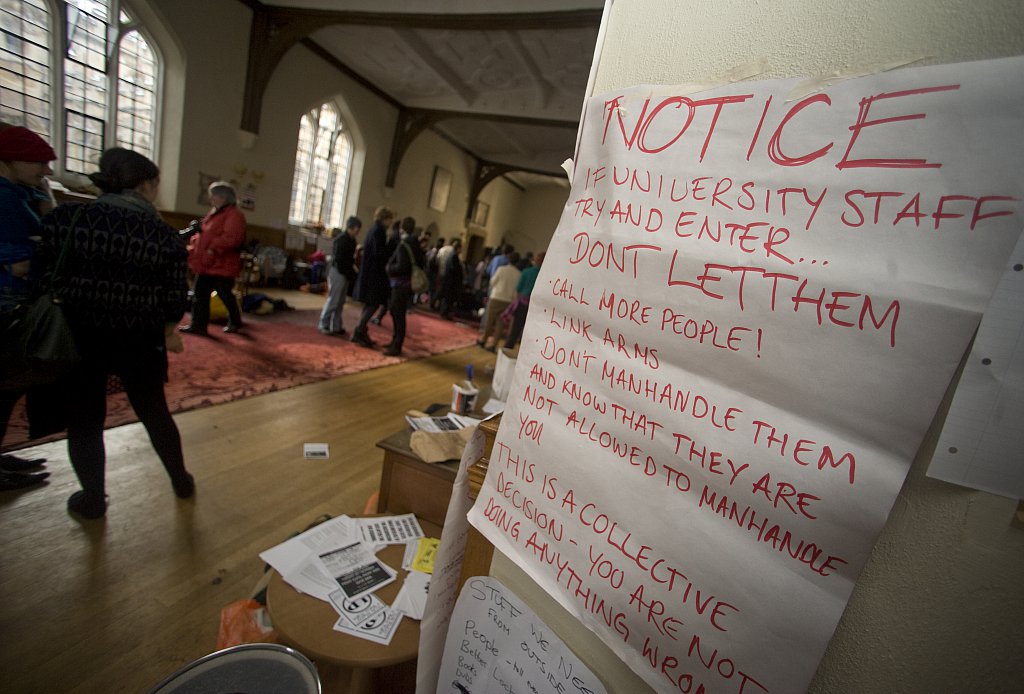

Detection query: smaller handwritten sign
xmin=437 ymin=575 xmax=607 ymax=694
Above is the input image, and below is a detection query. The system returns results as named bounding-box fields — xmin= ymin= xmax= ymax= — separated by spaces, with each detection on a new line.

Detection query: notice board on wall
xmin=466 ymin=56 xmax=1024 ymax=693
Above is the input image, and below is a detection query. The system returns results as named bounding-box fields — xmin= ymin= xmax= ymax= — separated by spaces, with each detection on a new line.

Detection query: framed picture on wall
xmin=428 ymin=166 xmax=452 ymax=212
xmin=471 ymin=200 xmax=490 ymax=226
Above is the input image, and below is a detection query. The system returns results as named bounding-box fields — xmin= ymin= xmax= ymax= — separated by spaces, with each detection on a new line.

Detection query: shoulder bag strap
xmin=402 ymin=241 xmax=416 ymax=266
xmin=46 ymin=204 xmax=85 ymax=295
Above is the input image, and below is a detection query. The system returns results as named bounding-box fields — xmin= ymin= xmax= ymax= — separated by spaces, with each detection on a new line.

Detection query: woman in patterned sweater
xmin=38 ymin=148 xmax=193 ymax=519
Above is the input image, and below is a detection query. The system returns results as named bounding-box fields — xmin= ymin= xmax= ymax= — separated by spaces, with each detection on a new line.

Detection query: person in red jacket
xmin=180 ymin=181 xmax=246 ymax=335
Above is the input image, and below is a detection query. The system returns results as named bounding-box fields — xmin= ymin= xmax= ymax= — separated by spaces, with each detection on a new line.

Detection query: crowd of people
xmin=315 ymin=215 xmax=546 ymax=357
xmin=474 ymin=245 xmax=545 ymax=352
xmin=1 ymin=122 xmax=547 ymax=509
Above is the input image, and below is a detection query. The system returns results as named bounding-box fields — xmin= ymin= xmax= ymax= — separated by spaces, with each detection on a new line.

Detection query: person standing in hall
xmin=414 ymin=228 xmax=433 ymax=304
xmin=487 ymin=242 xmax=513 ymax=278
xmin=318 ymin=215 xmax=361 ymax=336
xmin=180 ymin=181 xmax=246 ymax=335
xmin=372 ymin=219 xmax=401 ymax=326
xmin=425 ymin=236 xmax=444 ymax=310
xmin=478 ymin=251 xmax=520 ymax=351
xmin=37 ymin=147 xmax=194 ymax=519
xmin=471 ymin=246 xmax=494 ymax=307
xmin=0 ymin=125 xmax=56 ymax=491
xmin=383 ymin=216 xmax=424 ymax=357
xmin=438 ymin=237 xmax=464 ymax=319
xmin=351 ymin=205 xmax=394 ymax=347
xmin=504 ymin=251 xmax=544 ymax=350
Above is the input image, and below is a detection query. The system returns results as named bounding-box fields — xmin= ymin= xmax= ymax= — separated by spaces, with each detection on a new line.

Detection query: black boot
xmin=351 ymin=330 xmax=375 ymax=348
xmin=67 ymin=490 xmax=107 ymax=519
xmin=0 ymin=469 xmax=49 ymax=491
xmin=0 ymin=454 xmax=46 ymax=472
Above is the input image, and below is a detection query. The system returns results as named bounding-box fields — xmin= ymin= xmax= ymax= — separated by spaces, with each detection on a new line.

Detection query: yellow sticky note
xmin=412 ymin=537 xmax=441 ymax=574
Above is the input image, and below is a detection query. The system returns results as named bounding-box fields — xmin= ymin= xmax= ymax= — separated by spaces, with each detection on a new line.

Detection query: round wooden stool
xmin=266 ymin=518 xmax=441 ymax=694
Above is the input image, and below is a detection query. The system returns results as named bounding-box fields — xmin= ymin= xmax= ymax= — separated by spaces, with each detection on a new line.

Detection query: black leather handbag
xmin=0 ymin=207 xmax=81 ymax=390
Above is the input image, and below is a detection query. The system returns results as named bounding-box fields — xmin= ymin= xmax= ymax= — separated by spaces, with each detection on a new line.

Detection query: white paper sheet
xmin=929 ymin=233 xmax=1024 ymax=498
xmin=259 ymin=515 xmax=356 ymax=576
xmin=329 ymin=591 xmax=404 ymax=645
xmin=406 ymin=413 xmax=479 ymax=432
xmin=392 ymin=570 xmax=432 ymax=620
xmin=358 ymin=513 xmax=424 ymax=545
xmin=437 ymin=576 xmax=607 ymax=694
xmin=317 ymin=541 xmax=397 ymax=601
xmin=281 ymin=554 xmax=338 ymax=600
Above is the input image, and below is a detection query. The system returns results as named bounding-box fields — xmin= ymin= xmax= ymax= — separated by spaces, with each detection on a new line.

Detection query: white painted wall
xmin=490 ymin=2 xmax=1024 ymax=693
xmin=593 ymin=0 xmax=1024 ymax=89
xmin=510 ymin=181 xmax=573 ymax=255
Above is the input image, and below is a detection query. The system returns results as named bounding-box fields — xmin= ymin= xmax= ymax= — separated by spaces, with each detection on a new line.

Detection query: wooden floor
xmin=0 ymin=294 xmax=494 ymax=694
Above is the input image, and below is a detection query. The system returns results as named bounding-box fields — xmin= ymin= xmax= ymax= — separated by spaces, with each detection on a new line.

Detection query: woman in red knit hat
xmin=0 ymin=125 xmax=57 ymax=491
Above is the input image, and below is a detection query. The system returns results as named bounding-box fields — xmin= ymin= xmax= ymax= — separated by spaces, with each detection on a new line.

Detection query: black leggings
xmin=65 ymin=336 xmax=186 ymax=498
xmin=389 ymin=285 xmax=412 ymax=350
xmin=191 ymin=274 xmax=241 ymax=329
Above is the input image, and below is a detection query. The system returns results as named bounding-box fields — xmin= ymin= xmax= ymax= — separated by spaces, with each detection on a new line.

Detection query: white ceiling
xmin=255 ymin=1 xmax=604 ymax=186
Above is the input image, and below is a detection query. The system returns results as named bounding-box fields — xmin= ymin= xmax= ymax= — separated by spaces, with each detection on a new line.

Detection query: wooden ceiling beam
xmin=261 ymin=6 xmax=602 ymax=32
xmin=384 ymin=107 xmax=572 ymax=188
xmin=239 ymin=1 xmax=598 ymax=134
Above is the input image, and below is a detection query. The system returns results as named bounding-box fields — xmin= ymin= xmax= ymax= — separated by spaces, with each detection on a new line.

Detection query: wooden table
xmin=375 ymin=428 xmax=459 ymax=527
xmin=266 ymin=518 xmax=442 ymax=694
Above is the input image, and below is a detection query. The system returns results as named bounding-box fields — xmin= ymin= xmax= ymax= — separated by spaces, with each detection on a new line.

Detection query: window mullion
xmin=321 ymin=130 xmax=341 ymax=226
xmin=52 ymin=0 xmax=69 ymax=179
xmin=105 ymin=4 xmax=121 ymax=150
xmin=304 ymin=116 xmax=320 ymax=225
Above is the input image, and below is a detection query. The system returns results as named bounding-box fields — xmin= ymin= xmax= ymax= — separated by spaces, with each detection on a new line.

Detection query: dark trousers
xmin=504 ymin=300 xmax=530 ymax=349
xmin=66 ymin=336 xmax=187 ymax=499
xmin=439 ymin=290 xmax=458 ymax=319
xmin=388 ymin=285 xmax=412 ymax=350
xmin=191 ymin=274 xmax=241 ymax=330
xmin=375 ymin=286 xmax=391 ymax=320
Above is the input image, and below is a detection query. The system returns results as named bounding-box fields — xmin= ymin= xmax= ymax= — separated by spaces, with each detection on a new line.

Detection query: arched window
xmin=0 ymin=0 xmax=160 ymax=178
xmin=289 ymin=102 xmax=353 ymax=230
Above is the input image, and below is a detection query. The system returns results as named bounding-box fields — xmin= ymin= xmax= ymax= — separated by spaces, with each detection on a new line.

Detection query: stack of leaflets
xmin=405 ymin=412 xmax=480 ymax=432
xmin=260 ymin=513 xmax=438 ymax=645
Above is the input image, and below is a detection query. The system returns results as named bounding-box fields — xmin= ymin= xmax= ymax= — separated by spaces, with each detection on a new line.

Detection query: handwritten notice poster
xmin=437 ymin=575 xmax=607 ymax=694
xmin=467 ymin=56 xmax=1024 ymax=693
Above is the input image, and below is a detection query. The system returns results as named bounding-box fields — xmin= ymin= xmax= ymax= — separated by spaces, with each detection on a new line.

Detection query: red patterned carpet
xmin=2 ymin=301 xmax=479 ymax=450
